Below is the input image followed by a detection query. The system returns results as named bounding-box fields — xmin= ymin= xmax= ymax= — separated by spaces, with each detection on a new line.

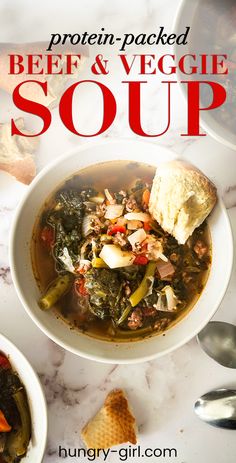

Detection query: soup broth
xmin=31 ymin=161 xmax=211 ymax=342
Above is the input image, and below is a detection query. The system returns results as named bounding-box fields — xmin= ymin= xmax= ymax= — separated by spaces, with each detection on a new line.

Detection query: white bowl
xmin=0 ymin=333 xmax=47 ymax=462
xmin=174 ymin=0 xmax=236 ymax=150
xmin=10 ymin=139 xmax=233 ymax=364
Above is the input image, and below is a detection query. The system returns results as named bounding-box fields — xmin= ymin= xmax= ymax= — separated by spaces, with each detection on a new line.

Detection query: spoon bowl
xmin=197 ymin=321 xmax=236 ymax=368
xmin=195 ymin=388 xmax=236 ymax=429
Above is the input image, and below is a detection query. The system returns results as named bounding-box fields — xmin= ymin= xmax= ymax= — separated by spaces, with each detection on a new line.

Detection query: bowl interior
xmin=10 ymin=140 xmax=233 ymax=363
xmin=0 ymin=334 xmax=47 ymax=462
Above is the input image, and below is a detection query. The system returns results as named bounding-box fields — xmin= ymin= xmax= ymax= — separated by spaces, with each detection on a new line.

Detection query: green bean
xmin=39 ymin=273 xmax=73 ymax=310
xmin=117 ymin=305 xmax=132 ymax=325
xmin=5 ymin=389 xmax=31 ymax=459
xmin=129 ymin=261 xmax=157 ymax=307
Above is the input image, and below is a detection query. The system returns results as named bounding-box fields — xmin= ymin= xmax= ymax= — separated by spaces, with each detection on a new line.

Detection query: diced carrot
xmin=142 ymin=189 xmax=150 ymax=206
xmin=107 ymin=225 xmax=126 ymax=235
xmin=0 ymin=409 xmax=11 ymax=432
xmin=144 ymin=221 xmax=152 ymax=231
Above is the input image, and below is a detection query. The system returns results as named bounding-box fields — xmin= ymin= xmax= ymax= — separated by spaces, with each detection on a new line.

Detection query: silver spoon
xmin=195 ymin=389 xmax=236 ymax=429
xmin=197 ymin=321 xmax=236 ymax=368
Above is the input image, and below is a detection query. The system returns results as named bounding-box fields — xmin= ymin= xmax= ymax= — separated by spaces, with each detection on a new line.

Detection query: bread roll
xmin=81 ymin=389 xmax=137 ymax=449
xmin=149 ymin=160 xmax=217 ymax=244
xmin=0 ymin=118 xmax=38 ymax=184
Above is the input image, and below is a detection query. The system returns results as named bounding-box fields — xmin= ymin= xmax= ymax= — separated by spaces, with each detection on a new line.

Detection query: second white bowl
xmin=0 ymin=333 xmax=47 ymax=462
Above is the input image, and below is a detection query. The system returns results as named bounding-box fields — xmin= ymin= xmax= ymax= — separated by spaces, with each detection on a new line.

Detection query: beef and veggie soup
xmin=31 ymin=161 xmax=211 ymax=341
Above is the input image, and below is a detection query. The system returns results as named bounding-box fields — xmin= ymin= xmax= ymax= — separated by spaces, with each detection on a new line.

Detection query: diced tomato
xmin=134 ymin=255 xmax=149 ymax=265
xmin=41 ymin=226 xmax=54 ymax=248
xmin=75 ymin=278 xmax=88 ymax=296
xmin=107 ymin=225 xmax=126 ymax=236
xmin=142 ymin=189 xmax=150 ymax=206
xmin=0 ymin=409 xmax=12 ymax=432
xmin=144 ymin=221 xmax=152 ymax=231
xmin=0 ymin=354 xmax=11 ymax=369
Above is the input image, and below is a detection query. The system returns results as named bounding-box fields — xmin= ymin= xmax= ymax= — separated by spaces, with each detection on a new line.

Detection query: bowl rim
xmin=0 ymin=332 xmax=48 ymax=461
xmin=9 ymin=138 xmax=234 ymax=364
xmin=173 ymin=0 xmax=236 ymax=151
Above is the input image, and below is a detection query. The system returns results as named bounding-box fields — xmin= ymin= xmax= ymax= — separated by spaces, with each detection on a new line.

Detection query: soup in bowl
xmin=31 ymin=160 xmax=212 ymax=342
xmin=10 ymin=140 xmax=233 ymax=363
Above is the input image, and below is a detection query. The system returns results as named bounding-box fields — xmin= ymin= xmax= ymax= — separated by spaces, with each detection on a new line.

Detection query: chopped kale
xmin=46 ymin=189 xmax=93 ymax=268
xmin=0 ymin=368 xmax=22 ymax=423
xmin=84 ymin=268 xmax=123 ymax=320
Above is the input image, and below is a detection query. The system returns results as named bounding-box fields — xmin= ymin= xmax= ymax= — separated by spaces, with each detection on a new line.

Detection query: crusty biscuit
xmin=149 ymin=160 xmax=217 ymax=244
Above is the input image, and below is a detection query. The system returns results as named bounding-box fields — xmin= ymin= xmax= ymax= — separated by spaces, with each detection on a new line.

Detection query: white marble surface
xmin=0 ymin=0 xmax=236 ymax=462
